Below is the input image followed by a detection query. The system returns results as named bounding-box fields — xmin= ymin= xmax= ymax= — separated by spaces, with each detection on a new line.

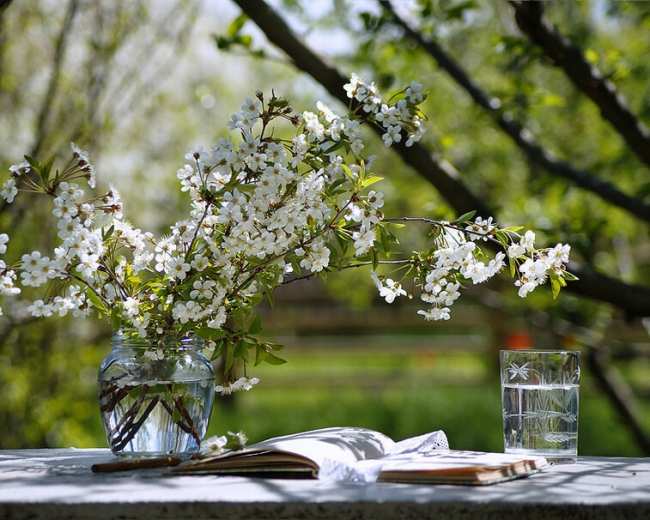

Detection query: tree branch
xmin=231 ymin=0 xmax=650 ymax=317
xmin=510 ymin=0 xmax=650 ymax=168
xmin=30 ymin=0 xmax=79 ymax=157
xmin=379 ymin=0 xmax=650 ymax=223
xmin=587 ymin=346 xmax=650 ymax=455
xmin=0 ymin=0 xmax=13 ymax=15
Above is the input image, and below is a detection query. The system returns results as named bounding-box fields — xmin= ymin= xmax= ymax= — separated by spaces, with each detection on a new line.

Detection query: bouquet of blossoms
xmin=0 ymin=74 xmax=573 ymax=453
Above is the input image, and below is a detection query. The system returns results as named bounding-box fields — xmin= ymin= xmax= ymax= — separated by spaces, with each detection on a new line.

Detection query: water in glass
xmin=500 ymin=350 xmax=580 ymax=463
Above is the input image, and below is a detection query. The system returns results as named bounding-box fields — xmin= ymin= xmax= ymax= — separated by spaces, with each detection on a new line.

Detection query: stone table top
xmin=0 ymin=449 xmax=649 ymax=520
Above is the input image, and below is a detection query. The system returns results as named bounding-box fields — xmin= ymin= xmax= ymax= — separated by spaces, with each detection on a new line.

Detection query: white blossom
xmin=382 ymin=125 xmax=402 ymax=147
xmin=167 ymin=256 xmax=191 ymax=280
xmin=417 ymin=307 xmax=451 ymax=321
xmin=371 ymin=272 xmax=406 ymax=303
xmin=352 ymin=229 xmax=375 ymax=256
xmin=215 ymin=376 xmax=260 ymax=395
xmin=465 ymin=216 xmax=495 ymax=241
xmin=191 ymin=255 xmax=209 ymax=272
xmin=1 ymin=178 xmax=17 ymax=203
xmin=507 ymin=230 xmax=535 ymax=258
xmin=0 ymin=74 xmax=572 ymax=397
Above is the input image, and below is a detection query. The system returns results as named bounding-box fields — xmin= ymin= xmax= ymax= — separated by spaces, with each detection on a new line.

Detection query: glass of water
xmin=500 ymin=350 xmax=580 ymax=463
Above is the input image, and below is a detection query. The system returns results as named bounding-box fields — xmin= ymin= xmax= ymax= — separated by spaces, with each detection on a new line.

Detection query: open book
xmin=174 ymin=427 xmax=548 ymax=485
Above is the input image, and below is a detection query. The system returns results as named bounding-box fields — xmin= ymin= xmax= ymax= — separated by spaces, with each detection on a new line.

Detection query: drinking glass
xmin=500 ymin=350 xmax=580 ymax=463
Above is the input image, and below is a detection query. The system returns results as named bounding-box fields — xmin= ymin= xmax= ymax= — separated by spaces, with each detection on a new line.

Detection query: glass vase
xmin=98 ymin=332 xmax=215 ymax=457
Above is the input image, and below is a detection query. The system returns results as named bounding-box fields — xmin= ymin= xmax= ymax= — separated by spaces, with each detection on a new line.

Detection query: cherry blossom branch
xmin=281 ymin=259 xmax=411 ymax=285
xmin=383 ymin=216 xmax=505 ymax=246
xmin=232 ymin=0 xmax=650 ymax=317
xmin=184 ymin=202 xmax=211 ymax=262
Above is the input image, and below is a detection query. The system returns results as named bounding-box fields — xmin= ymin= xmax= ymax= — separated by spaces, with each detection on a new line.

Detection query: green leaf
xmin=214 ymin=35 xmax=232 ymax=50
xmin=111 ymin=307 xmax=121 ymax=331
xmin=86 ymin=288 xmax=107 ymax=314
xmin=234 ymin=340 xmax=250 ymax=361
xmin=500 ymin=226 xmax=524 ymax=233
xmin=454 ymin=210 xmax=476 ymax=224
xmin=341 ymin=164 xmax=356 ymax=181
xmin=41 ymin=157 xmax=55 ymax=184
xmin=563 ymin=272 xmax=579 ymax=281
xmin=225 ymin=342 xmax=235 ymax=372
xmin=264 ymin=352 xmax=287 ymax=365
xmin=102 ymin=225 xmax=115 ymax=241
xmin=322 ymin=140 xmax=346 ymax=154
xmin=24 ymin=155 xmax=41 ymax=173
xmin=360 ymin=175 xmax=383 ymax=188
xmin=196 ymin=327 xmax=227 ymax=341
xmin=233 ymin=34 xmax=252 ymax=48
xmin=494 ymin=231 xmax=509 ymax=248
xmin=254 ymin=344 xmax=266 ymax=366
xmin=249 ymin=314 xmax=262 ymax=335
xmin=227 ymin=14 xmax=248 ymax=37
xmin=444 ymin=0 xmax=476 ymax=21
xmin=549 ymin=271 xmax=566 ymax=300
xmin=263 ymin=286 xmax=274 ymax=308
xmin=551 ymin=277 xmax=561 ymax=299
xmin=327 ymin=177 xmax=348 ymax=194
xmin=509 ymin=257 xmax=516 ymax=278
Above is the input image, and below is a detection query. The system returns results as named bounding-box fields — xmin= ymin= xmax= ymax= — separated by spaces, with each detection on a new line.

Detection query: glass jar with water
xmin=98 ymin=331 xmax=215 ymax=457
xmin=500 ymin=349 xmax=580 ymax=463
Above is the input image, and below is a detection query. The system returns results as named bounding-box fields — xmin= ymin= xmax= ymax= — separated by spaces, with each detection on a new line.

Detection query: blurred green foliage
xmin=212 ymin=346 xmax=646 ymax=456
xmin=1 ymin=0 xmax=649 ymax=454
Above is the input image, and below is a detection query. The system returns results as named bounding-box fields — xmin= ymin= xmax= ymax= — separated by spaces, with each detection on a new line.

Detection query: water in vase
xmin=99 ymin=378 xmax=214 ymax=456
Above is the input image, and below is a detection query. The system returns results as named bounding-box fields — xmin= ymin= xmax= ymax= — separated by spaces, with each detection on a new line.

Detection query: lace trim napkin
xmin=318 ymin=430 xmax=449 ymax=483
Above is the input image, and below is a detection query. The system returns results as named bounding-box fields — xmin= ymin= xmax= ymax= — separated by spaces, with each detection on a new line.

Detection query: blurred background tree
xmin=1 ymin=0 xmax=649 ymax=455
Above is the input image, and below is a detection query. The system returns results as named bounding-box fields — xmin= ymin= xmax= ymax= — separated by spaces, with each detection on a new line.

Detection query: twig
xmin=510 ymin=0 xmax=650 ymax=168
xmin=31 ymin=0 xmax=79 ymax=157
xmin=383 ymin=216 xmax=505 ymax=247
xmin=92 ymin=455 xmax=181 ymax=473
xmin=108 ymin=386 xmax=148 ymax=447
xmin=380 ymin=0 xmax=650 ymax=223
xmin=174 ymin=396 xmax=202 ymax=445
xmin=99 ymin=386 xmax=130 ymax=413
xmin=281 ymin=259 xmax=412 ymax=285
xmin=110 ymin=390 xmax=146 ymax=438
xmin=112 ymin=396 xmax=160 ymax=452
xmin=160 ymin=395 xmax=200 ymax=444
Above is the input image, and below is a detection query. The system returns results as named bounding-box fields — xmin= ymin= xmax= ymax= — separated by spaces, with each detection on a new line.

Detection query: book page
xmin=248 ymin=427 xmax=396 ymax=468
xmin=377 ymin=450 xmax=548 ymax=472
xmin=186 ymin=427 xmax=397 ymax=474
